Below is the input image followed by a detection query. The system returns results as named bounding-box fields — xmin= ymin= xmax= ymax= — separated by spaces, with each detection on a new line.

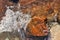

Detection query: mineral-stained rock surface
xmin=0 ymin=0 xmax=60 ymax=40
xmin=20 ymin=0 xmax=60 ymax=40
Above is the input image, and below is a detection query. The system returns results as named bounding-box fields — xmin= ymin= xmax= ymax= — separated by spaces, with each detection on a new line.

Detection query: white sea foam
xmin=0 ymin=6 xmax=31 ymax=33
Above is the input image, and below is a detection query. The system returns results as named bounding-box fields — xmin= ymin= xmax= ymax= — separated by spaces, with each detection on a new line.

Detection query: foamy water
xmin=0 ymin=6 xmax=31 ymax=33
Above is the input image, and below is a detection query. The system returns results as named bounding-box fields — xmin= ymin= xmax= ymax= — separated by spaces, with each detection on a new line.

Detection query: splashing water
xmin=0 ymin=5 xmax=31 ymax=40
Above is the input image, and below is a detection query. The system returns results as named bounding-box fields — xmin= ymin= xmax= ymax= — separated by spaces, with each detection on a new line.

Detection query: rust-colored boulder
xmin=26 ymin=16 xmax=48 ymax=36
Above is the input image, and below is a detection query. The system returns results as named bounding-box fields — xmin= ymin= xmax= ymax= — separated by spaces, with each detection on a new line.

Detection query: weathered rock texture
xmin=20 ymin=0 xmax=60 ymax=40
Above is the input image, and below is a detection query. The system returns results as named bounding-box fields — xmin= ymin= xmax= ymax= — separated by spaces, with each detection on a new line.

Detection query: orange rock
xmin=26 ymin=16 xmax=48 ymax=36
